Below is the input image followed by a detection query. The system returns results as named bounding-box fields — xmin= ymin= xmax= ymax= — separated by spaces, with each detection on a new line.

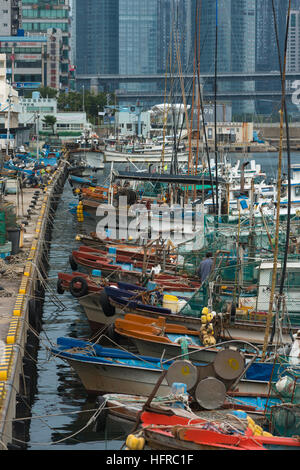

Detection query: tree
xmin=57 ymin=90 xmax=113 ymax=123
xmin=37 ymin=86 xmax=58 ymax=99
xmin=42 ymin=115 xmax=57 ymax=135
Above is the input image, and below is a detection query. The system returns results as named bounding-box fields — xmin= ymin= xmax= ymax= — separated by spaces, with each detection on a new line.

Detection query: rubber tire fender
xmin=69 ymin=254 xmax=78 ymax=271
xmin=98 ymin=290 xmax=116 ymax=317
xmin=28 ymin=298 xmax=42 ymax=332
xmin=69 ymin=276 xmax=89 ymax=298
xmin=57 ymin=278 xmax=65 ymax=295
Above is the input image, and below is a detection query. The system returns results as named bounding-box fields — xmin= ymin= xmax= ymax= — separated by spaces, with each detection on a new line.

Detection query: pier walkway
xmin=0 ymin=152 xmax=70 ymax=449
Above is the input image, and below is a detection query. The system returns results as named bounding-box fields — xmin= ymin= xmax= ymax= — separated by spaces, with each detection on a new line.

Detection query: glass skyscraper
xmin=75 ymin=0 xmax=119 ymax=76
xmin=199 ymin=0 xmax=256 ymax=114
xmin=118 ymin=0 xmax=158 ymax=94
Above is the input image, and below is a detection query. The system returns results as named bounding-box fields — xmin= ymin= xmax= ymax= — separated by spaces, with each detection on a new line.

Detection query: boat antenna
xmin=261 ymin=0 xmax=292 ymax=361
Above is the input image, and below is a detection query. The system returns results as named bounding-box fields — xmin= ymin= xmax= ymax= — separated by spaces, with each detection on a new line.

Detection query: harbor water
xmin=27 ymin=151 xmax=300 ymax=450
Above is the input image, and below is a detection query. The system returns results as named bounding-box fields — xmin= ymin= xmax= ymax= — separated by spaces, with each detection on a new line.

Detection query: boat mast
xmin=214 ymin=0 xmax=219 ymax=215
xmin=270 ymin=0 xmax=293 ymax=347
xmin=195 ymin=0 xmax=216 ymax=211
xmin=261 ymin=0 xmax=292 ymax=361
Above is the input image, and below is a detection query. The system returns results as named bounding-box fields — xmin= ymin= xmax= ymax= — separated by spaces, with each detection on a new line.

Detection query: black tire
xmin=69 ymin=277 xmax=89 ymax=298
xmin=28 ymin=298 xmax=42 ymax=332
xmin=57 ymin=279 xmax=65 ymax=295
xmin=98 ymin=291 xmax=116 ymax=317
xmin=69 ymin=254 xmax=78 ymax=271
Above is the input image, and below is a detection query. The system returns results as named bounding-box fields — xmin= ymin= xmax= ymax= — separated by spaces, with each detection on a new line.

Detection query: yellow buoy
xmin=125 ymin=434 xmax=145 ymax=450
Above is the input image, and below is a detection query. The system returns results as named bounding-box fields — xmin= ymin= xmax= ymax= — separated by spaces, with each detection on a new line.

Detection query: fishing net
xmin=269 ymin=404 xmax=300 ymax=437
xmin=0 ymin=203 xmax=16 ymax=230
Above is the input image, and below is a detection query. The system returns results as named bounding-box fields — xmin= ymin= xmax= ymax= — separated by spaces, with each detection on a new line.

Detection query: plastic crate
xmin=0 ymin=241 xmax=12 ymax=258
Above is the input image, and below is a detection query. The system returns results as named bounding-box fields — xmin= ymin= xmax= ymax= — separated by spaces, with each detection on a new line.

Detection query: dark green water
xmin=27 ymin=160 xmax=127 ymax=450
xmin=27 ymin=152 xmax=300 ymax=450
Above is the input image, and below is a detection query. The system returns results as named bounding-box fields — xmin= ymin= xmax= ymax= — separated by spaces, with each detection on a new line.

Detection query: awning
xmin=113 ymin=170 xmax=223 ymax=185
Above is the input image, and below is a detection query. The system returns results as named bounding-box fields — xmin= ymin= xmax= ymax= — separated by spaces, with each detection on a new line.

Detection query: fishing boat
xmin=139 ymin=411 xmax=300 ymax=451
xmin=68 ymin=174 xmax=97 ymax=189
xmin=77 ymin=282 xmax=203 ymax=332
xmin=68 ymin=247 xmax=179 ymax=281
xmin=76 ymin=232 xmax=141 ymax=250
xmin=74 ymin=243 xmax=178 ymax=265
xmin=277 ymin=164 xmax=300 ymax=216
xmin=102 ymin=392 xmax=279 ymax=429
xmin=113 ymin=313 xmax=228 ymax=363
xmin=103 ymin=145 xmax=189 ymax=164
xmin=50 ymin=336 xmax=293 ymax=398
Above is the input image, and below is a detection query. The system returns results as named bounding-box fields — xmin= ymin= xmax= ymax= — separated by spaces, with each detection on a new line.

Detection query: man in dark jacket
xmin=198 ymin=252 xmax=213 ymax=283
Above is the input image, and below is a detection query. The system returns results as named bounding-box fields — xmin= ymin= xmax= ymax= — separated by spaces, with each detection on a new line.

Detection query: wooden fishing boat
xmin=76 ymin=244 xmax=178 ymax=265
xmin=50 ymin=336 xmax=292 ymax=398
xmin=50 ymin=337 xmax=174 ymax=397
xmin=81 ymin=186 xmax=115 ymax=202
xmin=69 ymin=248 xmax=179 ymax=281
xmin=69 ymin=175 xmax=97 ymax=189
xmin=69 ymin=249 xmax=144 ymax=280
xmin=78 ymin=283 xmax=201 ymax=332
xmin=140 ymin=411 xmax=300 ymax=451
xmin=102 ymin=393 xmax=279 ymax=428
xmin=76 ymin=232 xmax=141 ymax=249
xmin=57 ymin=271 xmax=105 ymax=297
xmin=57 ymin=274 xmax=200 ymax=331
xmin=114 ymin=313 xmax=222 ymax=363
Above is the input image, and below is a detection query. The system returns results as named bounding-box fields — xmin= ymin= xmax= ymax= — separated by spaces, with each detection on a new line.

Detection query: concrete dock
xmin=0 ymin=152 xmax=70 ymax=449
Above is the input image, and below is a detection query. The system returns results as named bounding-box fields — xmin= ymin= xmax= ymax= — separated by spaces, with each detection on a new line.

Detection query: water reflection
xmin=27 ymin=158 xmax=127 ymax=450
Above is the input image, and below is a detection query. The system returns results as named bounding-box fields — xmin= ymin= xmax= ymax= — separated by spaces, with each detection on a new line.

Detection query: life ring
xmin=98 ymin=290 xmax=116 ymax=317
xmin=69 ymin=254 xmax=78 ymax=271
xmin=69 ymin=276 xmax=89 ymax=298
xmin=57 ymin=278 xmax=65 ymax=295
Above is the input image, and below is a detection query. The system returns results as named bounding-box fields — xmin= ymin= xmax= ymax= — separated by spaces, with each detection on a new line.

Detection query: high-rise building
xmin=0 ymin=29 xmax=64 ymax=92
xmin=21 ymin=0 xmax=71 ymax=90
xmin=119 ymin=0 xmax=158 ymax=76
xmin=287 ymin=7 xmax=300 ymax=99
xmin=157 ymin=0 xmax=192 ymax=74
xmin=75 ymin=0 xmax=119 ymax=77
xmin=199 ymin=0 xmax=256 ymax=114
xmin=0 ymin=0 xmax=22 ymax=36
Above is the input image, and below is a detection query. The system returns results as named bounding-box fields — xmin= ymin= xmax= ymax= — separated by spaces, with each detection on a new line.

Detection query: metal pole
xmin=6 ymin=81 xmax=12 ymax=158
xmin=36 ymin=112 xmax=40 ymax=160
xmin=214 ymin=0 xmax=219 ymax=215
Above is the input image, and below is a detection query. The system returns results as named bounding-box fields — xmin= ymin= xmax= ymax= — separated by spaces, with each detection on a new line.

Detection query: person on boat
xmin=198 ymin=252 xmax=213 ymax=284
xmin=289 ymin=330 xmax=300 ymax=365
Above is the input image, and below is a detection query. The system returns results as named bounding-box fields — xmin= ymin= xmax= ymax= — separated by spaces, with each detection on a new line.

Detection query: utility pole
xmin=82 ymin=85 xmax=85 ymax=113
xmin=6 ymin=81 xmax=12 ymax=160
xmin=35 ymin=112 xmax=40 ymax=160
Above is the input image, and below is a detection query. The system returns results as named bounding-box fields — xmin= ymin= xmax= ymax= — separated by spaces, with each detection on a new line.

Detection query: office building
xmin=199 ymin=0 xmax=256 ymax=115
xmin=0 ymin=29 xmax=64 ymax=92
xmin=21 ymin=0 xmax=71 ymax=89
xmin=118 ymin=0 xmax=158 ymax=94
xmin=75 ymin=0 xmax=119 ymax=77
xmin=0 ymin=0 xmax=22 ymax=36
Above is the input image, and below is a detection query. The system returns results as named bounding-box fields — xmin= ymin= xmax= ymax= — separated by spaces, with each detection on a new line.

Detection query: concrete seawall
xmin=0 ymin=151 xmax=70 ymax=449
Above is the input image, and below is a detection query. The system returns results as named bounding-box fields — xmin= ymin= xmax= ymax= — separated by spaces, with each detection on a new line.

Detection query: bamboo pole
xmin=261 ymin=0 xmax=291 ymax=361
